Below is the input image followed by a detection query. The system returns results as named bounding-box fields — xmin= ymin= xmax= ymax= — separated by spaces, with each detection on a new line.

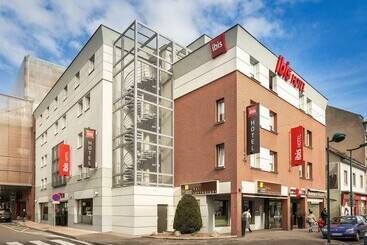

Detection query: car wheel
xmin=355 ymin=231 xmax=360 ymax=241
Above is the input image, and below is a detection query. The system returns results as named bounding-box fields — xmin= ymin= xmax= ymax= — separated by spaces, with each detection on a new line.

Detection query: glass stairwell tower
xmin=112 ymin=21 xmax=189 ymax=188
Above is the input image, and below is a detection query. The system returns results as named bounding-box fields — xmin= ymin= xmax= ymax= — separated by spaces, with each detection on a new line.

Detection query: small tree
xmin=173 ymin=194 xmax=202 ymax=234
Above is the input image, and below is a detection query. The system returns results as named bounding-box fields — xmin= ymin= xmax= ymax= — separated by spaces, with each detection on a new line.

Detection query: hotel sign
xmin=246 ymin=103 xmax=260 ymax=155
xmin=84 ymin=128 xmax=96 ymax=168
xmin=209 ymin=33 xmax=227 ymax=59
xmin=58 ymin=143 xmax=70 ymax=176
xmin=275 ymin=55 xmax=305 ymax=92
xmin=290 ymin=126 xmax=305 ymax=167
xmin=257 ymin=181 xmax=281 ymax=195
xmin=181 ymin=181 xmax=217 ymax=195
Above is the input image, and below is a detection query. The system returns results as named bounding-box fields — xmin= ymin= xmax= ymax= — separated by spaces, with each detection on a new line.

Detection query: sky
xmin=0 ymin=0 xmax=366 ymax=117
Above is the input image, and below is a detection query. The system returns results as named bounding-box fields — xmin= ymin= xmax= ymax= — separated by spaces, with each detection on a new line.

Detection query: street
xmin=0 ymin=222 xmax=92 ymax=245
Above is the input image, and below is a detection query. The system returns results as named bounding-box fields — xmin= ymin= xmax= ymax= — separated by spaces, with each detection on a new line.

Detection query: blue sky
xmin=0 ymin=0 xmax=366 ymax=117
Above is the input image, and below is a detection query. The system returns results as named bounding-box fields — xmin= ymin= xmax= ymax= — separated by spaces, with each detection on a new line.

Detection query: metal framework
xmin=112 ymin=21 xmax=189 ymax=187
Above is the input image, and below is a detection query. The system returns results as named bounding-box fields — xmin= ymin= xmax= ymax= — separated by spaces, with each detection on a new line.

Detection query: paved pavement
xmin=0 ymin=222 xmax=92 ymax=245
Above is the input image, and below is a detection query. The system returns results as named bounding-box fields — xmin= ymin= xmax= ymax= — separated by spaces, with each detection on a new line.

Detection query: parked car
xmin=321 ymin=216 xmax=367 ymax=241
xmin=0 ymin=209 xmax=12 ymax=222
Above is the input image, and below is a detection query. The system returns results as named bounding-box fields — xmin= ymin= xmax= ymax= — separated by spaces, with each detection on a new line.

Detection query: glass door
xmin=268 ymin=200 xmax=282 ymax=229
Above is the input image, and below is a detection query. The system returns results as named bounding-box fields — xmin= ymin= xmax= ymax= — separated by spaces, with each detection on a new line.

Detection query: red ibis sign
xmin=209 ymin=33 xmax=227 ymax=59
xmin=275 ymin=55 xmax=305 ymax=92
xmin=290 ymin=126 xmax=304 ymax=167
xmin=59 ymin=143 xmax=70 ymax=176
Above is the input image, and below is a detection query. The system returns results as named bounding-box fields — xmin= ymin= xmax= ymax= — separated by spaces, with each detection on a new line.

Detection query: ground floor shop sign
xmin=181 ymin=181 xmax=217 ymax=195
xmin=257 ymin=181 xmax=281 ymax=195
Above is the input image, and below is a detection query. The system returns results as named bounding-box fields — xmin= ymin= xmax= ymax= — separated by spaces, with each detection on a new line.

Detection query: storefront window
xmin=77 ymin=199 xmax=93 ymax=225
xmin=40 ymin=203 xmax=48 ymax=221
xmin=214 ymin=200 xmax=229 ymax=227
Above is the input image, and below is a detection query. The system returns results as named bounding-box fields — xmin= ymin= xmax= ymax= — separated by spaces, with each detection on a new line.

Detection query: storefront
xmin=242 ymin=181 xmax=286 ymax=230
xmin=307 ymin=189 xmax=325 ymax=220
xmin=341 ymin=193 xmax=367 ymax=215
xmin=290 ymin=188 xmax=307 ymax=229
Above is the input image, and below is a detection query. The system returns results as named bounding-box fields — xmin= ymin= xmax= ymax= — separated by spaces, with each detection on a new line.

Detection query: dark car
xmin=0 ymin=209 xmax=11 ymax=222
xmin=321 ymin=216 xmax=367 ymax=241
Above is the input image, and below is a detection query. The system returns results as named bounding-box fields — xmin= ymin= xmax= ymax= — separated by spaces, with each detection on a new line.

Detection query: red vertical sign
xmin=290 ymin=126 xmax=304 ymax=167
xmin=209 ymin=33 xmax=227 ymax=59
xmin=59 ymin=143 xmax=70 ymax=176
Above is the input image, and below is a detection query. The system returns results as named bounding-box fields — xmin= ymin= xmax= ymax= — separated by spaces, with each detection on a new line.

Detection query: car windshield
xmin=332 ymin=217 xmax=357 ymax=224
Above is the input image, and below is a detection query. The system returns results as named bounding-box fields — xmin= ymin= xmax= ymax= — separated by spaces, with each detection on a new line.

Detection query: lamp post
xmin=326 ymin=133 xmax=346 ymax=244
xmin=346 ymin=142 xmax=367 ymax=216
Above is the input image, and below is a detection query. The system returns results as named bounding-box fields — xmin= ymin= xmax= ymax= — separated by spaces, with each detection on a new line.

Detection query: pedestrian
xmin=242 ymin=208 xmax=252 ymax=233
xmin=320 ymin=208 xmax=327 ymax=222
xmin=306 ymin=210 xmax=316 ymax=232
xmin=21 ymin=208 xmax=27 ymax=222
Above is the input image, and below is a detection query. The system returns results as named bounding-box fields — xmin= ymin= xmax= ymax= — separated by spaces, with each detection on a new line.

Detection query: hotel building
xmin=34 ymin=20 xmax=329 ymax=236
xmin=174 ymin=25 xmax=328 ymax=236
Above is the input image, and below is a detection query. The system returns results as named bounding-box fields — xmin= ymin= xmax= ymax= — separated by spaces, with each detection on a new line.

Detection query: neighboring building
xmin=33 ymin=22 xmax=189 ymax=234
xmin=173 ymin=25 xmax=327 ymax=236
xmin=364 ymin=120 xmax=367 ymax=164
xmin=0 ymin=56 xmax=63 ymax=221
xmin=15 ymin=55 xmax=65 ymax=111
xmin=326 ymin=106 xmax=367 ymax=218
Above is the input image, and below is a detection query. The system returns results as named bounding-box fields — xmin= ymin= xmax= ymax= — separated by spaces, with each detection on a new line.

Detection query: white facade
xmin=34 ymin=24 xmax=183 ymax=235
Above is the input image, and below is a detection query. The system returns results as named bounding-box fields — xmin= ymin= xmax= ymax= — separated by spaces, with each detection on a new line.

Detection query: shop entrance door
xmin=157 ymin=204 xmax=167 ymax=233
xmin=55 ymin=202 xmax=68 ymax=226
xmin=265 ymin=200 xmax=282 ymax=229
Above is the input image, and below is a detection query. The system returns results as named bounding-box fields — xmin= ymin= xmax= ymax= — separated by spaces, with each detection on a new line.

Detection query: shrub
xmin=173 ymin=194 xmax=202 ymax=234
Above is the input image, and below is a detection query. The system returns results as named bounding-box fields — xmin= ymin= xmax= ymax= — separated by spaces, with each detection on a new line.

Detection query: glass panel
xmin=159 ymin=107 xmax=172 ymax=136
xmin=158 ymin=175 xmax=173 ymax=185
xmin=137 ymin=23 xmax=157 ymax=55
xmin=137 ymin=100 xmax=157 ymax=132
xmin=159 ymin=70 xmax=172 ymax=99
xmin=137 ymin=62 xmax=157 ymax=94
xmin=159 ymin=147 xmax=172 ymax=174
xmin=159 ymin=135 xmax=172 ymax=147
xmin=158 ymin=35 xmax=172 ymax=62
xmin=159 ymin=97 xmax=173 ymax=108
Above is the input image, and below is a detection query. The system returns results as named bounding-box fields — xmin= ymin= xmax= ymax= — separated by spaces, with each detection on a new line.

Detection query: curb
xmin=143 ymin=235 xmax=237 ymax=240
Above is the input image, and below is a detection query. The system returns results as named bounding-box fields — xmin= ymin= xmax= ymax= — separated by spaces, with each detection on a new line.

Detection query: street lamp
xmin=327 ymin=133 xmax=346 ymax=244
xmin=346 ymin=142 xmax=367 ymax=216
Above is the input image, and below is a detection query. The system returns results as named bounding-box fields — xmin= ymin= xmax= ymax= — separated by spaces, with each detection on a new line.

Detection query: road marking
xmin=30 ymin=241 xmax=51 ymax=245
xmin=50 ymin=240 xmax=77 ymax=245
xmin=6 ymin=242 xmax=23 ymax=245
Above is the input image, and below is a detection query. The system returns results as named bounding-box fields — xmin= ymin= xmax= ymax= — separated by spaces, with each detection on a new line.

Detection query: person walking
xmin=21 ymin=208 xmax=27 ymax=222
xmin=306 ymin=210 xmax=316 ymax=232
xmin=321 ymin=208 xmax=327 ymax=222
xmin=242 ymin=208 xmax=252 ymax=233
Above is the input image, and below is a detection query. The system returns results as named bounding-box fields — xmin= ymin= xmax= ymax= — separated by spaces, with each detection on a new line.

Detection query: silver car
xmin=0 ymin=209 xmax=12 ymax=222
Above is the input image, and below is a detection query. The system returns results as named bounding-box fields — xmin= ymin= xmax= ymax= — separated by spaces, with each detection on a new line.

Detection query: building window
xmin=299 ymin=165 xmax=304 ymax=178
xmin=52 ymin=143 xmax=66 ymax=187
xmin=46 ymin=106 xmax=50 ymax=119
xmin=77 ymin=100 xmax=83 ymax=117
xmin=306 ymin=162 xmax=312 ymax=180
xmin=353 ymin=173 xmax=356 ymax=187
xmin=74 ymin=72 xmax=80 ymax=90
xmin=344 ymin=170 xmax=348 ymax=185
xmin=54 ymin=96 xmax=58 ymax=111
xmin=77 ymin=132 xmax=83 ymax=149
xmin=306 ymin=98 xmax=312 ymax=115
xmin=269 ymin=70 xmax=276 ymax=91
xmin=305 ymin=130 xmax=312 ymax=147
xmin=54 ymin=121 xmax=58 ymax=135
xmin=41 ymin=179 xmax=44 ymax=190
xmin=249 ymin=56 xmax=259 ymax=79
xmin=40 ymin=203 xmax=48 ymax=221
xmin=44 ymin=178 xmax=47 ymax=190
xmin=269 ymin=111 xmax=277 ymax=132
xmin=61 ymin=115 xmax=66 ymax=129
xmin=216 ymin=144 xmax=225 ymax=168
xmin=84 ymin=94 xmax=90 ymax=111
xmin=77 ymin=198 xmax=93 ymax=225
xmin=360 ymin=175 xmax=363 ymax=188
xmin=216 ymin=99 xmax=225 ymax=123
xmin=88 ymin=55 xmax=95 ymax=74
xmin=250 ymin=153 xmax=260 ymax=169
xmin=269 ymin=151 xmax=277 ymax=172
xmin=63 ymin=85 xmax=68 ymax=101
xmin=214 ymin=200 xmax=229 ymax=227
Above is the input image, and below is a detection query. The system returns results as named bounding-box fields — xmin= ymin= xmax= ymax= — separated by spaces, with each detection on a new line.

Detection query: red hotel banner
xmin=246 ymin=103 xmax=260 ymax=155
xmin=209 ymin=33 xmax=227 ymax=59
xmin=290 ymin=126 xmax=304 ymax=167
xmin=58 ymin=143 xmax=70 ymax=176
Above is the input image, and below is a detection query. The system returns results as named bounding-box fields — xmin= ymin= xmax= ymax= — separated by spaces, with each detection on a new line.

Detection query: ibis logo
xmin=209 ymin=33 xmax=227 ymax=59
xmin=275 ymin=55 xmax=305 ymax=92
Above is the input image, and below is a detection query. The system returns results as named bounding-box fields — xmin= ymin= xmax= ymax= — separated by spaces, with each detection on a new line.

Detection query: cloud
xmin=243 ymin=16 xmax=283 ymax=39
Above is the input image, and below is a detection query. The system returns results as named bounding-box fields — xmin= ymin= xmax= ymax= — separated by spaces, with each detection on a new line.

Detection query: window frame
xmin=344 ymin=170 xmax=348 ymax=185
xmin=216 ymin=98 xmax=225 ymax=123
xmin=216 ymin=143 xmax=225 ymax=169
xmin=269 ymin=110 xmax=277 ymax=132
xmin=88 ymin=54 xmax=95 ymax=75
